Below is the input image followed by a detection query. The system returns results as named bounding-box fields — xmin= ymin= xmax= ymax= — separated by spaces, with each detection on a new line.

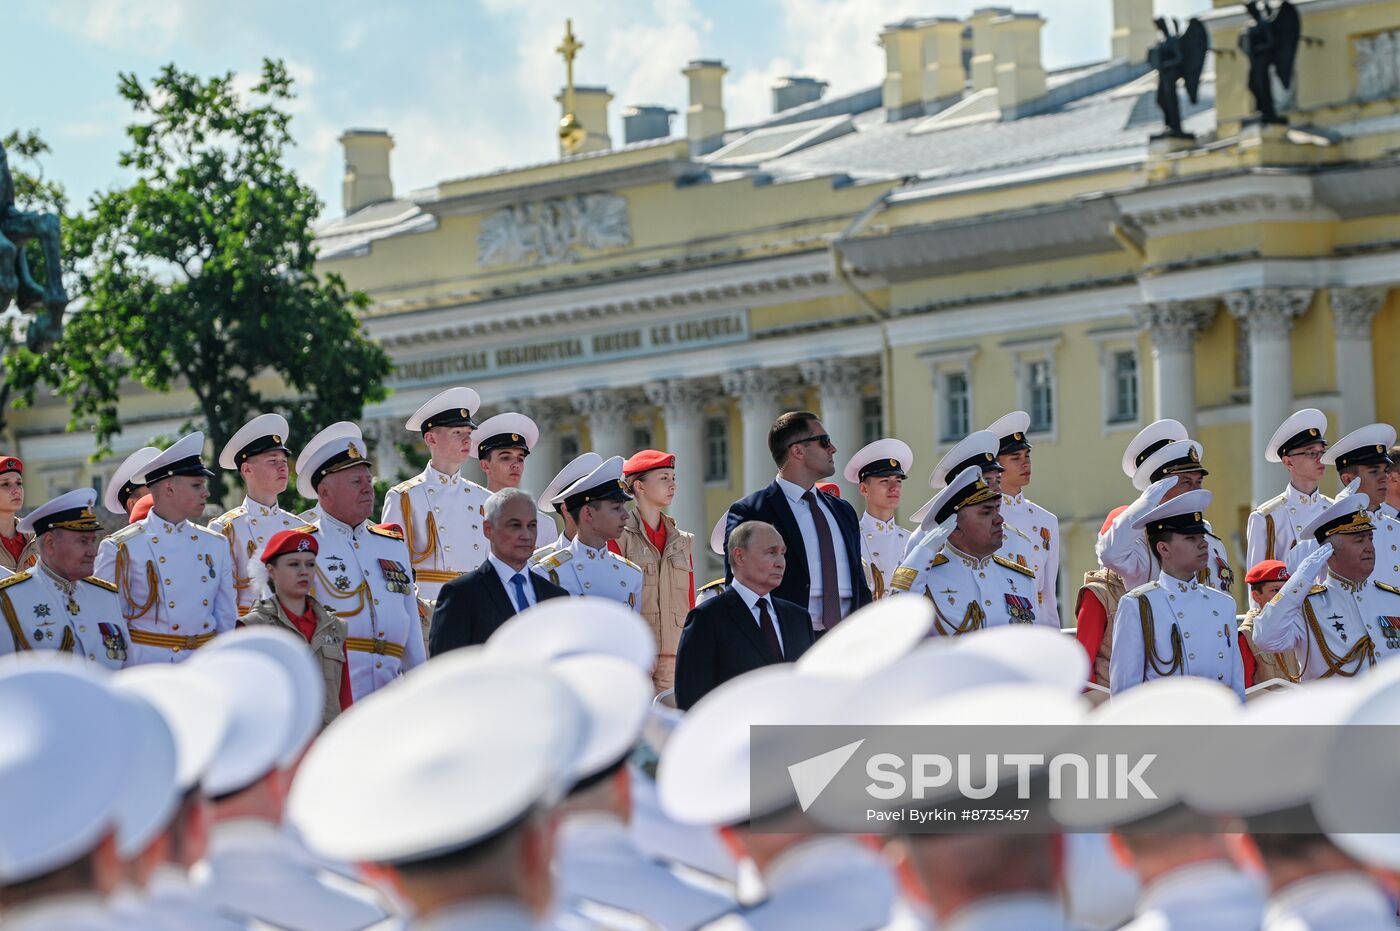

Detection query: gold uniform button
xmin=172 ymin=624 xmax=180 ymax=631
xmin=79 ymin=626 xmax=86 ymax=632
xmin=159 ymin=556 xmax=166 ymax=564
xmin=1188 ymin=653 xmax=1196 ymax=660
xmin=203 ymin=600 xmax=209 ymax=607
xmin=164 ymin=578 xmax=171 ymax=585
xmin=168 ymin=601 xmax=175 ymax=609
xmin=376 ymin=661 xmax=383 ymax=669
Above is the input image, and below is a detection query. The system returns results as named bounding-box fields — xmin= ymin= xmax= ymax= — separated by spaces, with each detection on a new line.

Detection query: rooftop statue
xmin=0 ymin=140 xmax=68 ymax=350
xmin=1148 ymin=17 xmax=1209 ymax=140
xmin=1239 ymin=0 xmax=1301 ymax=125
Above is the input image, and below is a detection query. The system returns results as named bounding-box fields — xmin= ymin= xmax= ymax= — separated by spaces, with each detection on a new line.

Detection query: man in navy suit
xmin=429 ymin=488 xmax=569 ymax=655
xmin=675 ymin=520 xmax=814 ymax=709
xmin=723 ymin=410 xmax=872 ymax=633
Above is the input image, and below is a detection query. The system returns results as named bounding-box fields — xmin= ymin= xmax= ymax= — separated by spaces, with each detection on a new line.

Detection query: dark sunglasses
xmin=791 ymin=434 xmax=834 ymax=451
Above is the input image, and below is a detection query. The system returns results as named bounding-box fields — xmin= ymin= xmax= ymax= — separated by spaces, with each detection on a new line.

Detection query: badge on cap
xmin=347 ymin=445 xmax=362 ymax=459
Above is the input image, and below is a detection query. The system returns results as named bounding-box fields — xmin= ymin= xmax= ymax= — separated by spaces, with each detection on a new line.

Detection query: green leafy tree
xmin=8 ymin=60 xmax=393 ymax=502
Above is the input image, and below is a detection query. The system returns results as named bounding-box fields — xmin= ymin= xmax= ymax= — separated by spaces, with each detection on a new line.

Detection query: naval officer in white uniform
xmin=1246 ymin=408 xmax=1332 ymax=569
xmin=843 ymin=438 xmax=912 ymax=599
xmin=532 ymin=456 xmax=643 ymax=609
xmin=986 ymin=410 xmax=1061 ymax=628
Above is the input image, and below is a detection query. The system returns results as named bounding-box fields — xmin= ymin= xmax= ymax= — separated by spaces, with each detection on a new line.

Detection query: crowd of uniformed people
xmin=2 ymin=384 xmax=1400 ymax=929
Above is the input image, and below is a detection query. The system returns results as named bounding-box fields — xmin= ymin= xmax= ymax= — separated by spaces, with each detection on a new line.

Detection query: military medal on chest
xmin=379 ymin=559 xmax=411 ymax=594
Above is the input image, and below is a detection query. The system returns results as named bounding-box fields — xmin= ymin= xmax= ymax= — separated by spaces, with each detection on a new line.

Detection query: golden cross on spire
xmin=556 ymin=19 xmax=587 ymax=154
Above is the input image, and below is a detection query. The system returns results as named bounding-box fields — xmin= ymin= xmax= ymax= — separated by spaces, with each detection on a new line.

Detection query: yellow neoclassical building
xmin=11 ymin=0 xmax=1400 ymax=619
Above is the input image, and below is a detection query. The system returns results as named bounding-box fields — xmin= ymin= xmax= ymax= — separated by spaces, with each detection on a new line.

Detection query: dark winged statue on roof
xmin=1239 ymin=0 xmax=1301 ymax=125
xmin=1148 ymin=17 xmax=1209 ymax=140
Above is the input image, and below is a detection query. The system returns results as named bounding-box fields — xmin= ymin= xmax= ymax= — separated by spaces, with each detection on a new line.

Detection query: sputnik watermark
xmin=865 ymin=752 xmax=1157 ymax=802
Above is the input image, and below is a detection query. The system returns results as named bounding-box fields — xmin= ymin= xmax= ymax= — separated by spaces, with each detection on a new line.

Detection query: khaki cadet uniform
xmin=534 ymin=540 xmax=642 ymax=609
xmin=0 ymin=532 xmax=37 ymax=575
xmin=1077 ymin=566 xmax=1128 ymax=688
xmin=381 ymin=464 xmax=490 ymax=602
xmin=207 ymin=497 xmax=302 ymax=617
xmin=616 ymin=507 xmax=693 ymax=690
xmin=1110 ymin=570 xmax=1244 ymax=698
xmin=309 ymin=512 xmax=426 ymax=700
xmin=241 ymin=596 xmax=347 ymax=728
xmin=0 ymin=564 xmax=130 ymax=668
xmin=1237 ymin=605 xmax=1302 ymax=685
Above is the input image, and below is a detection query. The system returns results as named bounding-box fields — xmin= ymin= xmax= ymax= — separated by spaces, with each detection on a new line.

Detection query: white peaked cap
xmin=541 ymin=452 xmax=604 ymax=513
xmin=486 ymin=595 xmax=657 ymax=673
xmin=1121 ymin=419 xmax=1189 ymax=480
xmin=796 ymin=596 xmax=934 ymax=680
xmin=110 ymin=689 xmax=180 ymax=859
xmin=105 ymin=446 xmax=162 ymax=514
xmin=550 ymin=654 xmax=653 ymax=783
xmin=191 ymin=650 xmax=297 ymax=797
xmin=114 ymin=665 xmax=230 ymax=791
xmin=203 ymin=626 xmax=325 ymax=767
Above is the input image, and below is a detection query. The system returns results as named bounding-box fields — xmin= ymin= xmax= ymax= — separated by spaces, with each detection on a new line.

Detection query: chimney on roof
xmin=683 ymin=59 xmax=728 ymax=155
xmin=968 ymin=7 xmax=1012 ymax=94
xmin=1112 ymin=0 xmax=1154 ymax=65
xmin=879 ymin=17 xmax=964 ymax=121
xmin=991 ymin=13 xmax=1047 ymax=118
xmin=557 ymin=86 xmax=613 ymax=155
xmin=622 ymin=105 xmax=675 ymax=144
xmin=340 ymin=129 xmax=394 ymax=216
xmin=772 ymin=76 xmax=827 ymax=114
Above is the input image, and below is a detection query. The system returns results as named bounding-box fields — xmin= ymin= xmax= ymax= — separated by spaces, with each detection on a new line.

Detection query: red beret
xmin=623 ymin=449 xmax=676 ymax=477
xmin=816 ymin=482 xmax=841 ymax=498
xmin=129 ymin=494 xmax=154 ymax=524
xmin=1245 ymin=560 xmax=1289 ymax=586
xmin=0 ymin=456 xmax=22 ymax=476
xmin=261 ymin=529 xmax=318 ymax=563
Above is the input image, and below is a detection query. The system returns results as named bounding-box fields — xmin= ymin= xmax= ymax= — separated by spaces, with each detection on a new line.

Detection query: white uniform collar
xmin=1157 ymin=568 xmax=1200 ymax=592
xmin=1327 ymin=569 xmax=1366 ymax=594
xmin=941 ymin=892 xmax=1066 ymax=931
xmin=34 ymin=558 xmax=77 ymax=596
xmin=863 ymin=512 xmax=899 ymax=532
xmin=318 ymin=509 xmax=364 ymax=539
xmin=242 ymin=495 xmax=283 ymax=517
xmin=1382 ymin=501 xmax=1399 ymax=520
xmin=1002 ymin=490 xmax=1027 ymax=506
xmin=573 ymin=538 xmax=611 ymax=560
xmin=1264 ymin=870 xmax=1395 ymax=929
xmin=0 ymin=892 xmax=109 ymax=930
xmin=145 ymin=511 xmax=191 ymax=534
xmin=413 ymin=898 xmax=537 ymax=931
xmin=425 ymin=462 xmax=464 ymax=486
xmin=1134 ymin=859 xmax=1257 ymax=919
xmin=1286 ymin=483 xmax=1325 ymax=505
xmin=947 ymin=543 xmax=993 ymax=570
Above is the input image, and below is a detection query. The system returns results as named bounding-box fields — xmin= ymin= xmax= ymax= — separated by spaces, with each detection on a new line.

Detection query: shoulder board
xmin=1254 ymin=493 xmax=1288 ymax=516
xmin=993 ymin=555 xmax=1036 ymax=578
xmin=1374 ymin=581 xmax=1400 ymax=597
xmin=81 ymin=576 xmax=118 ymax=593
xmin=1308 ymin=584 xmax=1328 ymax=595
xmin=613 ymin=554 xmax=642 ymax=572
xmin=0 ymin=571 xmax=32 ymax=591
xmin=390 ymin=474 xmax=426 ymax=494
xmin=213 ymin=506 xmax=248 ymax=525
xmin=368 ymin=523 xmax=404 ymax=540
xmin=108 ymin=523 xmax=144 ymax=544
xmin=538 ymin=551 xmax=570 ymax=571
xmin=1126 ymin=580 xmax=1160 ymax=598
xmin=292 ymin=524 xmax=318 ymax=534
xmin=929 ymin=553 xmax=949 ymax=568
xmin=696 ymin=578 xmax=727 ymax=595
xmin=529 ymin=545 xmax=559 ymax=565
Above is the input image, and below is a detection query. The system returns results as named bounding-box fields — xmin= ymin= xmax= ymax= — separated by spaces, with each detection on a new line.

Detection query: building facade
xmin=11 ymin=0 xmax=1400 ymax=619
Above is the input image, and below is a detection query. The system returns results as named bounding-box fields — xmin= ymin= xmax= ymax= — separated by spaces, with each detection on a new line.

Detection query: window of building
xmin=1027 ymin=360 xmax=1054 ymax=433
xmin=631 ymin=425 xmax=653 ymax=452
xmin=861 ymin=395 xmax=883 ymax=445
xmin=942 ymin=371 xmax=971 ymax=441
xmin=704 ymin=416 xmax=729 ymax=484
xmin=1109 ymin=349 xmax=1139 ymax=424
xmin=559 ymin=434 xmax=579 ymax=464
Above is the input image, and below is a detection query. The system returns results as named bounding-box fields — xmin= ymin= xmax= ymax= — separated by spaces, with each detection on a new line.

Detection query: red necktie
xmin=756 ymin=596 xmax=783 ymax=660
xmin=803 ymin=490 xmax=842 ymax=630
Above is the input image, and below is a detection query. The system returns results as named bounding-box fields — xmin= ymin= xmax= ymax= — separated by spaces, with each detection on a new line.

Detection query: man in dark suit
xmin=675 ymin=520 xmax=814 ymax=709
xmin=724 ymin=410 xmax=872 ymax=633
xmin=429 ymin=488 xmax=569 ymax=655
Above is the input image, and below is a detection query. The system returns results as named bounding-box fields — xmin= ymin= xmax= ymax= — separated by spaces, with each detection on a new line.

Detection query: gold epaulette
xmin=389 ymin=474 xmax=426 ymax=495
xmin=211 ymin=505 xmax=247 ymax=527
xmin=529 ymin=545 xmax=558 ymax=565
xmin=538 ymin=550 xmax=569 ymax=571
xmin=293 ymin=523 xmax=318 ymax=534
xmin=929 ymin=553 xmax=949 ymax=568
xmin=1126 ymin=580 xmax=1160 ymax=598
xmin=1254 ymin=493 xmax=1288 ymax=516
xmin=81 ymin=576 xmax=118 ymax=593
xmin=1309 ymin=584 xmax=1328 ymax=595
xmin=1375 ymin=581 xmax=1400 ymax=597
xmin=368 ymin=523 xmax=404 ymax=540
xmin=0 ymin=571 xmax=31 ymax=591
xmin=696 ymin=578 xmax=726 ymax=595
xmin=994 ymin=555 xmax=1036 ymax=578
xmin=614 ymin=553 xmax=641 ymax=572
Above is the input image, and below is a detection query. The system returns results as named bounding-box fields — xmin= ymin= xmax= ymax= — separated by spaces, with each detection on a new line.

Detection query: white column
xmin=722 ymin=368 xmax=788 ymax=494
xmin=800 ymin=358 xmax=877 ymax=499
xmin=1133 ymin=299 xmax=1218 ymax=436
xmin=1225 ymin=288 xmax=1314 ymax=505
xmin=573 ymin=389 xmax=632 ymax=459
xmin=1330 ymin=286 xmax=1386 ymax=433
xmin=645 ymin=379 xmax=712 ymax=539
xmin=517 ymin=398 xmax=566 ymax=499
xmin=369 ymin=417 xmax=407 ymax=482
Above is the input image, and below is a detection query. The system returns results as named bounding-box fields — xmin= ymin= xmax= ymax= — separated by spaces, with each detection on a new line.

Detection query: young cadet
xmin=889 ymin=465 xmax=1042 ymax=634
xmin=1246 ymin=408 xmax=1332 ymax=568
xmin=1319 ymin=424 xmax=1400 ymax=585
xmin=207 ymin=413 xmax=300 ymax=617
xmin=533 ymin=456 xmax=643 ymax=609
xmin=297 ymin=423 xmax=425 ymax=699
xmin=103 ymin=446 xmax=161 ymax=521
xmin=532 ymin=451 xmax=603 ymax=564
xmin=1251 ymin=494 xmax=1400 ymax=679
xmin=381 ymin=386 xmax=489 ymax=601
xmin=1236 ymin=560 xmax=1302 ymax=688
xmin=842 ymin=438 xmax=912 ymax=599
xmin=0 ymin=488 xmax=129 ymax=667
xmin=1108 ymin=489 xmax=1244 ymax=699
xmin=94 ymin=432 xmax=237 ymax=663
xmin=985 ymin=410 xmax=1061 ymax=628
xmin=468 ymin=411 xmax=555 ymax=548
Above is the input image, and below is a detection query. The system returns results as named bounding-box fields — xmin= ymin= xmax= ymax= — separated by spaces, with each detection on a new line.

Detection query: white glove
xmin=1296 ymin=541 xmax=1334 ymax=584
xmin=1117 ymin=476 xmax=1180 ymax=528
xmin=1334 ymin=477 xmax=1361 ymax=501
xmin=921 ymin=513 xmax=959 ymax=557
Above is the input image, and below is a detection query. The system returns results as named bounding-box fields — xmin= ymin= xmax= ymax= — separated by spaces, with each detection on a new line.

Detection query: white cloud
xmin=45 ymin=0 xmax=187 ymax=49
xmin=339 ymin=19 xmax=369 ymax=53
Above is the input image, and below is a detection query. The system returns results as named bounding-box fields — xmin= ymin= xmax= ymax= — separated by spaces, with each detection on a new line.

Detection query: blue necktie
xmin=510 ymin=573 xmax=530 ymax=612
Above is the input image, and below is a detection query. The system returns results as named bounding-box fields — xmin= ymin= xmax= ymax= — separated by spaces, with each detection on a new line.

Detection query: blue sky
xmin=6 ymin=0 xmax=1200 ymax=220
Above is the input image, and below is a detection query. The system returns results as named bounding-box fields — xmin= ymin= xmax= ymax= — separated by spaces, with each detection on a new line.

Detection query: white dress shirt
xmin=489 ymin=553 xmax=536 ymax=611
xmin=775 ymin=476 xmax=852 ymax=627
xmin=731 ymin=578 xmax=785 ymax=656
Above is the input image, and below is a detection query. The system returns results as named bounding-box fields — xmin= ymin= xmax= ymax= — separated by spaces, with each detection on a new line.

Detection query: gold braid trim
xmin=1138 ymin=596 xmax=1185 ymax=678
xmin=114 ymin=546 xmax=159 ymax=621
xmin=315 ymin=567 xmax=369 ymax=618
xmin=219 ymin=522 xmax=252 ymax=592
xmin=869 ymin=562 xmax=886 ymax=599
xmin=1263 ymin=514 xmax=1275 ymax=561
xmin=396 ymin=492 xmax=439 ymax=566
xmin=1302 ymin=599 xmax=1375 ymax=677
xmin=58 ymin=628 xmax=75 ymax=653
xmin=1 ymin=592 xmax=30 ymax=651
xmin=933 ymin=600 xmax=985 ymax=636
